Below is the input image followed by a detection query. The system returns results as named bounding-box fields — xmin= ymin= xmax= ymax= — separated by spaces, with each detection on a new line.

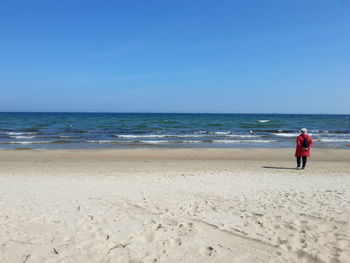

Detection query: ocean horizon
xmin=2 ymin=111 xmax=349 ymax=115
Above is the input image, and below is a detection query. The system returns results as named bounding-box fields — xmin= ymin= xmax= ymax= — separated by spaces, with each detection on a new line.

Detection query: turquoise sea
xmin=0 ymin=112 xmax=349 ymax=149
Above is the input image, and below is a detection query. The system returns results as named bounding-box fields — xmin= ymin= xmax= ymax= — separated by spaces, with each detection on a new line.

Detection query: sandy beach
xmin=0 ymin=148 xmax=349 ymax=263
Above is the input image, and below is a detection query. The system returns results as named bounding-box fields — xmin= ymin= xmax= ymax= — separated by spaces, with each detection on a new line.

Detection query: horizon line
xmin=0 ymin=111 xmax=349 ymax=115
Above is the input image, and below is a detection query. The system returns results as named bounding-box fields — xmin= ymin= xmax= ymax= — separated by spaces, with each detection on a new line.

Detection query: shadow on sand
xmin=262 ymin=166 xmax=297 ymax=170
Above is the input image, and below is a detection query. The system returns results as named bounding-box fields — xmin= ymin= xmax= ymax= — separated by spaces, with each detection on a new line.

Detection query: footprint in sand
xmin=169 ymin=237 xmax=182 ymax=247
xmin=142 ymin=232 xmax=155 ymax=243
xmin=199 ymin=246 xmax=215 ymax=257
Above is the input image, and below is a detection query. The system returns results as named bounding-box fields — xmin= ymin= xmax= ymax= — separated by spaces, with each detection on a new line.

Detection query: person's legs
xmin=302 ymin=156 xmax=307 ymax=169
xmin=296 ymin=157 xmax=301 ymax=168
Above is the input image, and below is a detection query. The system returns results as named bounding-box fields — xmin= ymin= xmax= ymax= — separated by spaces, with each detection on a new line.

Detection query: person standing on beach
xmin=295 ymin=128 xmax=313 ymax=170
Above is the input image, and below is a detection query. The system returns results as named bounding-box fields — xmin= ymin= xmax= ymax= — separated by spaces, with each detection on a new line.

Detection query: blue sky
xmin=0 ymin=0 xmax=349 ymax=114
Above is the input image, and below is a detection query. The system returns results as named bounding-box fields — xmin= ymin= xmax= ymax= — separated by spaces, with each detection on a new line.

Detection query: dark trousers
xmin=296 ymin=156 xmax=307 ymax=168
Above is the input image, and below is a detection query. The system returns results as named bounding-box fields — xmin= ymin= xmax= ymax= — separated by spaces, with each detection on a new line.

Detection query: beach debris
xmin=88 ymin=215 xmax=94 ymax=220
xmin=52 ymin=248 xmax=59 ymax=254
xmin=253 ymin=212 xmax=264 ymax=217
xmin=106 ymin=234 xmax=110 ymax=240
xmin=108 ymin=242 xmax=130 ymax=252
xmin=23 ymin=254 xmax=30 ymax=263
xmin=232 ymin=228 xmax=248 ymax=236
xmin=119 ymin=242 xmax=129 ymax=248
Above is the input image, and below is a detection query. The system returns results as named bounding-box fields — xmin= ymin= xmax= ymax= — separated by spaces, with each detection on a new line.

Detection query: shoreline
xmin=1 ymin=147 xmax=349 ymax=160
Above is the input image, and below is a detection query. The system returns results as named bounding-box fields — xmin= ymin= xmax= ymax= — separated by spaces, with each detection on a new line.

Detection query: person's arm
xmin=309 ymin=136 xmax=313 ymax=148
xmin=296 ymin=136 xmax=301 ymax=147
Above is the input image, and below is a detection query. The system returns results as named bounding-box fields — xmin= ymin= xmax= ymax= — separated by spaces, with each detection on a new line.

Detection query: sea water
xmin=0 ymin=112 xmax=349 ymax=149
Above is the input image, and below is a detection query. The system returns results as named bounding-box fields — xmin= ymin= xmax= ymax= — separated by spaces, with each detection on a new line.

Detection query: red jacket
xmin=295 ymin=134 xmax=313 ymax=157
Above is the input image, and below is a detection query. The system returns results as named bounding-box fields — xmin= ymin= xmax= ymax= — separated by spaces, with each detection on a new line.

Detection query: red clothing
xmin=295 ymin=134 xmax=313 ymax=157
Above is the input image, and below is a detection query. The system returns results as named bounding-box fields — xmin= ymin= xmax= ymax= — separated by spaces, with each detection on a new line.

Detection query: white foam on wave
xmin=87 ymin=140 xmax=118 ymax=144
xmin=273 ymin=133 xmax=299 ymax=137
xmin=273 ymin=132 xmax=325 ymax=137
xmin=318 ymin=138 xmax=350 ymax=142
xmin=226 ymin=134 xmax=262 ymax=138
xmin=176 ymin=135 xmax=206 ymax=138
xmin=114 ymin=133 xmax=264 ymax=139
xmin=182 ymin=140 xmax=202 ymax=144
xmin=137 ymin=140 xmax=201 ymax=144
xmin=212 ymin=139 xmax=276 ymax=144
xmin=7 ymin=141 xmax=52 ymax=144
xmin=212 ymin=131 xmax=232 ymax=135
xmin=320 ymin=133 xmax=350 ymax=137
xmin=114 ymin=134 xmax=206 ymax=138
xmin=87 ymin=139 xmax=180 ymax=144
xmin=258 ymin=120 xmax=270 ymax=123
xmin=10 ymin=136 xmax=36 ymax=139
xmin=114 ymin=134 xmax=167 ymax=138
xmin=133 ymin=140 xmax=170 ymax=144
xmin=6 ymin=132 xmax=37 ymax=135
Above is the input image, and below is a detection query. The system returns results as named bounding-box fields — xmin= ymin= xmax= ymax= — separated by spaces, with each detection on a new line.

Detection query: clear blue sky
xmin=1 ymin=0 xmax=349 ymax=114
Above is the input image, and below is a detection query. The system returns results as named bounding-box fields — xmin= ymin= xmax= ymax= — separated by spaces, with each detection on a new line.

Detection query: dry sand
xmin=0 ymin=148 xmax=349 ymax=263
